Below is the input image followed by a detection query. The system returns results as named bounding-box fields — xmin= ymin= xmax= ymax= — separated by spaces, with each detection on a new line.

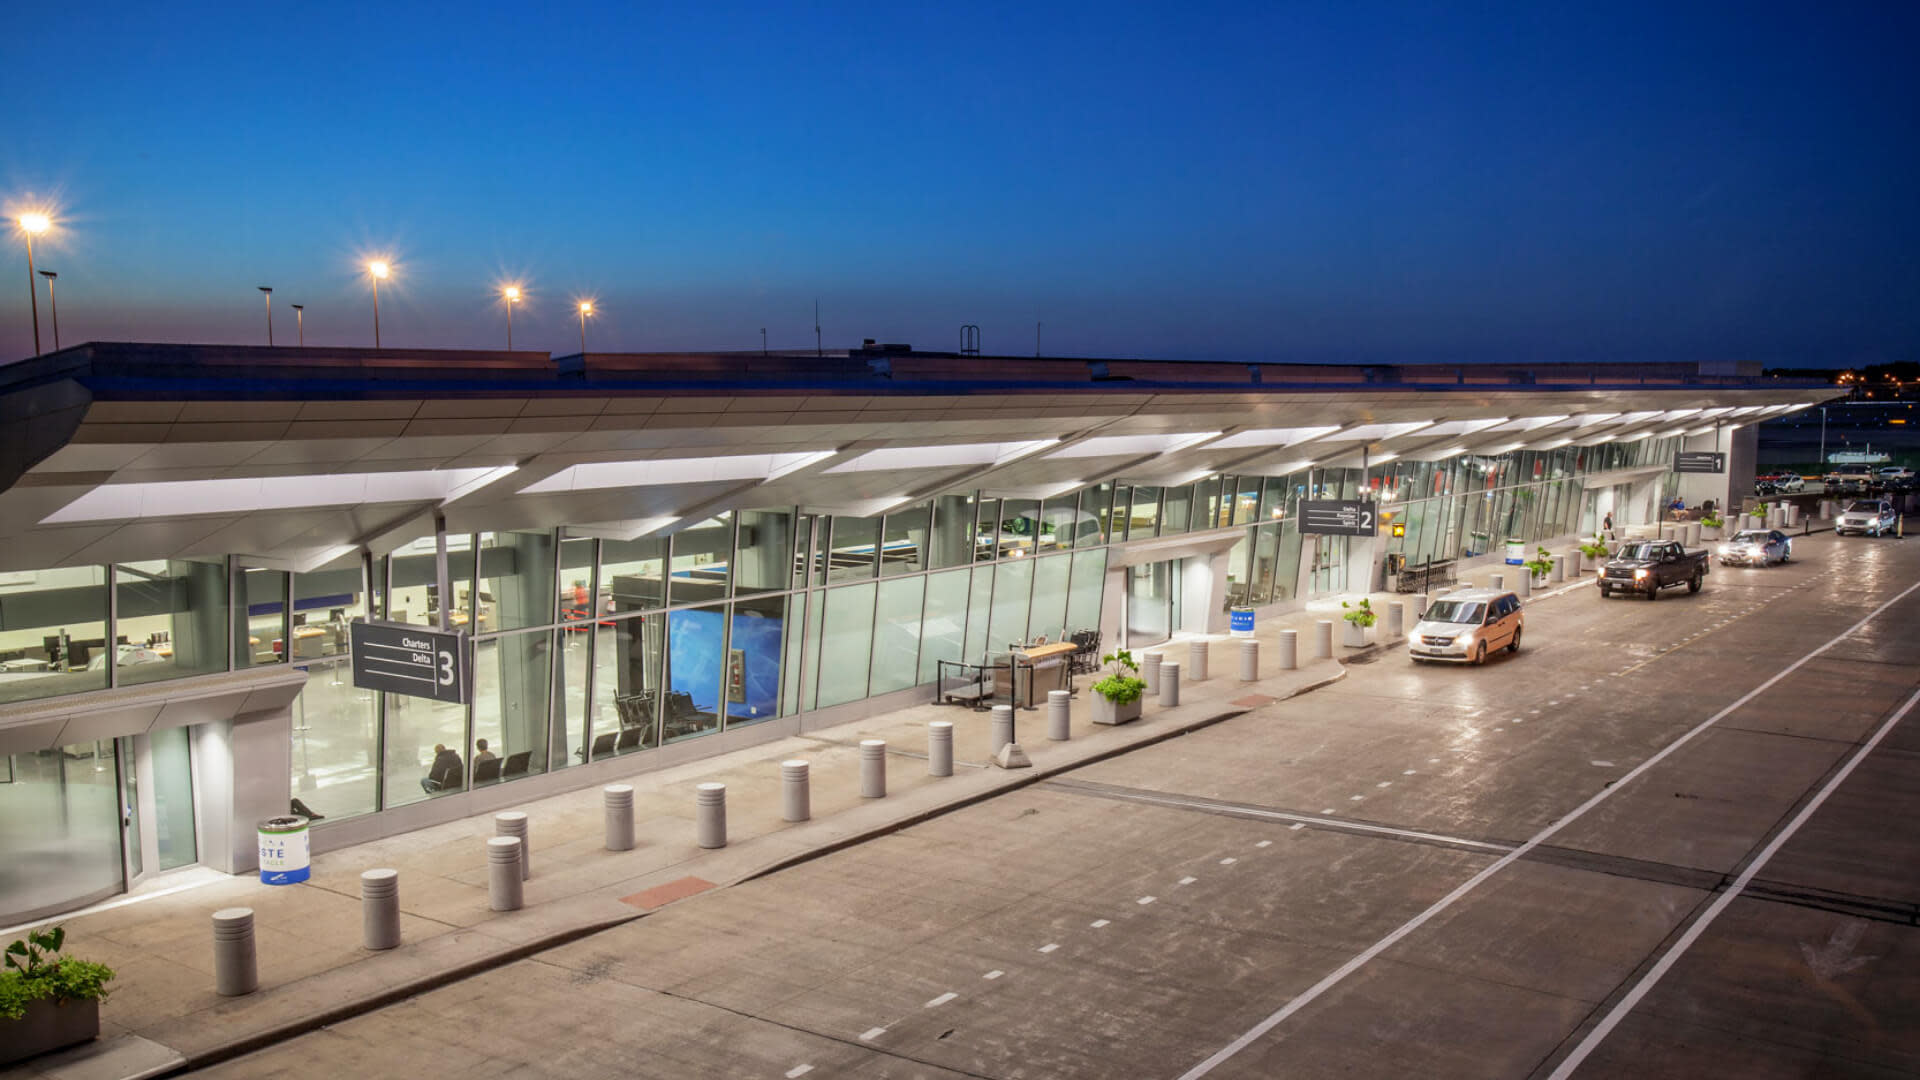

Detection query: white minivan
xmin=1408 ymin=589 xmax=1524 ymax=665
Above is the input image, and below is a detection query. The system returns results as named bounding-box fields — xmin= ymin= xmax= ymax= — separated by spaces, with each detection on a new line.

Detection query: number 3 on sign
xmin=438 ymin=649 xmax=455 ymax=687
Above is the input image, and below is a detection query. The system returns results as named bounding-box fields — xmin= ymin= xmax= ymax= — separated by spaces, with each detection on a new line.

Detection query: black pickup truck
xmin=1599 ymin=539 xmax=1708 ymax=600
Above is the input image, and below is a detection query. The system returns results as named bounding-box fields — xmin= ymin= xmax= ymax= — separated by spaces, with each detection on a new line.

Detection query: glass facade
xmin=0 ymin=435 xmax=1681 ymax=840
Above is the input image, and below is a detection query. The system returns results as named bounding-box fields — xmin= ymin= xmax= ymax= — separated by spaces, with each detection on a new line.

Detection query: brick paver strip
xmin=620 ymin=876 xmax=717 ymax=910
xmin=1230 ymin=694 xmax=1277 ymax=707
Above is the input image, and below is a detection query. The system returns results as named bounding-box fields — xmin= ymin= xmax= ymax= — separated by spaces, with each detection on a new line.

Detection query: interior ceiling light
xmin=45 ymin=467 xmax=505 ymax=524
xmin=1046 ymin=431 xmax=1218 ymax=460
xmin=1209 ymin=425 xmax=1343 ymax=450
xmin=1420 ymin=418 xmax=1509 ymax=437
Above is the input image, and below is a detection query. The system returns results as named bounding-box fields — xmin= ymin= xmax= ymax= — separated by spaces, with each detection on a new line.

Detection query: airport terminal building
xmin=0 ymin=342 xmax=1834 ymax=923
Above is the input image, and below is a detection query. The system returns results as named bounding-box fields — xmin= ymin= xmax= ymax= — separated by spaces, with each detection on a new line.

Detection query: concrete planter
xmin=1341 ymin=621 xmax=1372 ymax=648
xmin=1701 ymin=526 xmax=1722 ymax=541
xmin=0 ymin=998 xmax=100 ymax=1066
xmin=1091 ymin=694 xmax=1142 ymax=725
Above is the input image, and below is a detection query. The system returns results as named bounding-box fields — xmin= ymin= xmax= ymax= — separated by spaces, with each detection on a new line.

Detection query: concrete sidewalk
xmin=3 ymin=568 xmax=1594 ymax=1080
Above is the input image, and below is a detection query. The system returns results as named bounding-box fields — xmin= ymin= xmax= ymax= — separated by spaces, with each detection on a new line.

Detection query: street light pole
xmin=504 ymin=286 xmax=519 ymax=351
xmin=258 ymin=286 xmax=273 ymax=345
xmin=37 ymin=270 xmax=59 ymax=350
xmin=367 ymin=262 xmax=389 ymax=347
xmin=1819 ymin=406 xmax=1828 ymax=467
xmin=18 ymin=214 xmax=50 ymax=355
xmin=577 ymin=301 xmax=592 ymax=353
xmin=291 ymin=304 xmax=304 ymax=346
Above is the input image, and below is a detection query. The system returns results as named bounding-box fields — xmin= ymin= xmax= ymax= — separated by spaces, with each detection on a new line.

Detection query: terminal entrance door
xmin=1124 ymin=559 xmax=1182 ymax=648
xmin=115 ymin=727 xmax=199 ymax=891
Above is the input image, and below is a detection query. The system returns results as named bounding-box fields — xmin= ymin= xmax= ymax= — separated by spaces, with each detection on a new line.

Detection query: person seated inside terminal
xmin=421 ymin=744 xmax=464 ymax=794
xmin=473 ymin=738 xmax=497 ymax=766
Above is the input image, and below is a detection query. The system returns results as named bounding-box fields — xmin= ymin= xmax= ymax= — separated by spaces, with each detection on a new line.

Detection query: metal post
xmin=433 ymin=512 xmax=452 ymax=633
xmin=361 ymin=869 xmax=401 ymax=951
xmin=23 ymin=228 xmax=41 ymax=356
xmin=1047 ymin=689 xmax=1071 ymax=741
xmin=292 ymin=304 xmax=303 ymax=346
xmin=1188 ymin=639 xmax=1209 ymax=682
xmin=782 ymin=759 xmax=811 ymax=822
xmin=1159 ymin=661 xmax=1180 ymax=706
xmin=695 ymin=783 xmax=727 ymax=848
xmin=494 ymin=811 xmax=530 ymax=880
xmin=603 ymin=784 xmax=635 ymax=851
xmin=259 ymin=286 xmax=273 ymax=345
xmin=1142 ymin=651 xmax=1163 ymax=695
xmin=487 ymin=837 xmax=524 ymax=910
xmin=1313 ymin=621 xmax=1333 ymax=660
xmin=989 ymin=704 xmax=1014 ymax=756
xmin=39 ymin=270 xmax=58 ymax=350
xmin=859 ymin=739 xmax=887 ymax=798
xmin=371 ymin=276 xmax=381 ymax=348
xmin=212 ymin=908 xmax=259 ymax=996
xmin=928 ymin=720 xmax=954 ymax=776
xmin=1387 ymin=601 xmax=1404 ymax=639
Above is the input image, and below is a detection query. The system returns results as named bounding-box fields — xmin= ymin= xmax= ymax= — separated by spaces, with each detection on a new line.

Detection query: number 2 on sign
xmin=438 ymin=649 xmax=455 ymax=687
xmin=1359 ymin=510 xmax=1373 ymax=529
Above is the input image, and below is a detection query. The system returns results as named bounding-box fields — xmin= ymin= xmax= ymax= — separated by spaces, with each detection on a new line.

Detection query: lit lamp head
xmin=578 ymin=301 xmax=593 ymax=315
xmin=504 ymin=286 xmax=520 ymax=301
xmin=367 ymin=261 xmax=390 ymax=280
xmin=17 ymin=213 xmax=51 ymax=235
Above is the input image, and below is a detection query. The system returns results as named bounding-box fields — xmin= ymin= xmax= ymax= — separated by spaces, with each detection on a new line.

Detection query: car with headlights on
xmin=1600 ymin=539 xmax=1708 ymax=599
xmin=1835 ymin=499 xmax=1897 ymax=536
xmin=1408 ymin=589 xmax=1523 ymax=665
xmin=1718 ymin=529 xmax=1791 ymax=566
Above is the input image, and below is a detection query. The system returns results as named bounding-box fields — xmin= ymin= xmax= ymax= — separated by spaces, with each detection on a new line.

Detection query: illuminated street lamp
xmin=367 ymin=261 xmax=390 ymax=347
xmin=504 ymin=286 xmax=520 ymax=351
xmin=37 ymin=270 xmax=59 ymax=350
xmin=17 ymin=213 xmax=50 ymax=355
xmin=577 ymin=300 xmax=593 ymax=353
xmin=258 ymin=286 xmax=274 ymax=345
xmin=291 ymin=304 xmax=304 ymax=346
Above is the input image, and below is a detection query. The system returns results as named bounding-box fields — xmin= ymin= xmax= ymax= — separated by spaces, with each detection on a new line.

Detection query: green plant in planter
xmin=1579 ymin=538 xmax=1610 ymax=560
xmin=1701 ymin=514 xmax=1724 ymax=529
xmin=1 ymin=927 xmax=115 ymax=1022
xmin=1524 ymin=546 xmax=1554 ymax=580
xmin=1092 ymin=649 xmax=1148 ymax=704
xmin=1340 ymin=598 xmax=1377 ymax=627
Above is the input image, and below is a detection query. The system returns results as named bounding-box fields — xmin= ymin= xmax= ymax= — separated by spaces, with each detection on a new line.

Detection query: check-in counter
xmin=1009 ymin=641 xmax=1077 ymax=704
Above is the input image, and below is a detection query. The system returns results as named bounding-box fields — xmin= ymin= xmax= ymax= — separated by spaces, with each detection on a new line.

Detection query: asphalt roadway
xmin=198 ymin=531 xmax=1920 ymax=1079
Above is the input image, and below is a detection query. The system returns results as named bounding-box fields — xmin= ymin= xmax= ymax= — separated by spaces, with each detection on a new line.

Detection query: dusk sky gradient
xmin=3 ymin=1 xmax=1915 ymax=365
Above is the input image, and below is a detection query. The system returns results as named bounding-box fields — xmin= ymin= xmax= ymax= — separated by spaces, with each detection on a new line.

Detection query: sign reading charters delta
xmin=1298 ymin=499 xmax=1379 ymax=536
xmin=1674 ymin=451 xmax=1727 ymax=474
xmin=350 ymin=620 xmax=468 ymax=704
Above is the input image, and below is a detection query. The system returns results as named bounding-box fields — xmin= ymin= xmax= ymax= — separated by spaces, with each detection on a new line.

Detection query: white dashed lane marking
xmin=1038 ymin=943 xmax=1060 ymax=953
xmin=1258 ymin=838 xmax=1276 ymax=846
xmin=1179 ymin=876 xmax=1198 ymax=886
xmin=925 ymin=992 xmax=957 ymax=1008
xmin=1220 ymin=857 xmax=1238 ymax=865
xmin=859 ymin=1027 xmax=886 ymax=1042
xmin=983 ymin=970 xmax=1003 ymax=980
xmin=1090 ymin=919 xmax=1110 ymax=929
xmin=787 ymin=1065 xmax=814 ymax=1078
xmin=1138 ymin=896 xmax=1158 ymax=906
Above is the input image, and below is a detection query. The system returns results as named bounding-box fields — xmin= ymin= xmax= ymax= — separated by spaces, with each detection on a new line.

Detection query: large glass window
xmin=1126 ymin=487 xmax=1162 ymax=541
xmin=987 ymin=557 xmax=1035 ymax=652
xmin=1065 ymin=548 xmax=1108 ymax=643
xmin=727 ymin=594 xmax=787 ymax=726
xmin=1027 ymin=553 xmax=1072 ymax=643
xmin=150 ymin=726 xmax=197 ymax=871
xmin=670 ymin=516 xmax=733 ymax=606
xmin=1162 ymin=484 xmax=1193 ymax=534
xmin=113 ymin=558 xmax=227 ymax=686
xmin=826 ymin=515 xmax=881 ymax=583
xmin=1077 ymin=484 xmax=1114 ymax=546
xmin=868 ymin=577 xmax=925 ymax=695
xmin=0 ymin=743 xmax=124 ymax=923
xmin=472 ymin=629 xmax=552 ymax=782
xmin=291 ymin=661 xmax=380 ymax=820
xmin=0 ymin=566 xmax=108 ymax=704
xmin=917 ymin=569 xmax=972 ymax=684
xmin=1036 ymin=496 xmax=1078 ymax=552
xmin=387 ymin=534 xmax=475 ymax=629
xmin=880 ymin=502 xmax=930 ymax=576
xmin=591 ymin=613 xmax=663 ymax=759
xmin=478 ymin=530 xmax=557 ymax=632
xmin=734 ymin=510 xmax=793 ymax=595
xmin=237 ymin=565 xmax=287 ymax=667
xmin=381 ymin=685 xmax=469 ymax=809
xmin=999 ymin=500 xmax=1040 ymax=559
xmin=781 ymin=592 xmax=808 ymax=717
xmin=1126 ymin=561 xmax=1173 ymax=644
xmin=558 ymin=538 xmax=597 ymax=624
xmin=962 ymin=568 xmax=993 ymax=662
xmin=664 ymin=605 xmax=726 ymax=741
xmin=928 ymin=496 xmax=975 ymax=570
xmin=602 ymin=536 xmax=667 ymax=614
xmin=816 ymin=583 xmax=877 ymax=708
xmin=972 ymin=499 xmax=1001 ymax=562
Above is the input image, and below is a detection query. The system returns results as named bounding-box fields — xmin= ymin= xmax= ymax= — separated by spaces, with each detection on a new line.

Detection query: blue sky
xmin=3 ymin=1 xmax=1915 ymax=364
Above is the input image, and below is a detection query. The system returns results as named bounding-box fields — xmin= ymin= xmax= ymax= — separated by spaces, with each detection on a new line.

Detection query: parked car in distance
xmin=1409 ymin=589 xmax=1524 ymax=665
xmin=1718 ymin=529 xmax=1792 ymax=566
xmin=1774 ymin=473 xmax=1806 ymax=493
xmin=1600 ymin=539 xmax=1709 ymax=599
xmin=1835 ymin=499 xmax=1898 ymax=537
xmin=1824 ymin=464 xmax=1876 ymax=493
xmin=1879 ymin=466 xmax=1914 ymax=481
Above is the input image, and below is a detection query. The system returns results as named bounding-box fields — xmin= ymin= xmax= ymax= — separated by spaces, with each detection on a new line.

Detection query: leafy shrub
xmin=1092 ymin=649 xmax=1148 ymax=704
xmin=1580 ymin=539 xmax=1610 ymax=559
xmin=1 ymin=927 xmax=114 ymax=1021
xmin=1700 ymin=514 xmax=1724 ymax=529
xmin=1341 ymin=598 xmax=1376 ymax=627
xmin=1524 ymin=546 xmax=1554 ymax=579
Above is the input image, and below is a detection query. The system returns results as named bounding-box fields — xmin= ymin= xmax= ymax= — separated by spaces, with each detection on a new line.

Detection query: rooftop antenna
xmin=760 ymin=327 xmax=767 ymax=356
xmin=1036 ymin=320 xmax=1042 ymax=358
xmin=814 ymin=300 xmax=822 ymax=357
xmin=960 ymin=324 xmax=980 ymax=356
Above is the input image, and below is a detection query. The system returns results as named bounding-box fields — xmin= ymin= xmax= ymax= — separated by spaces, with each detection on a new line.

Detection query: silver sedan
xmin=1717 ymin=529 xmax=1791 ymax=566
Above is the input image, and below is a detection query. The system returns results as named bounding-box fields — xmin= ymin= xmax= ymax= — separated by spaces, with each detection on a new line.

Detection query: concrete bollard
xmin=361 ymin=869 xmax=401 ymax=951
xmin=989 ymin=704 xmax=1015 ymax=757
xmin=1047 ymin=689 xmax=1071 ymax=741
xmin=1188 ymin=639 xmax=1209 ymax=682
xmin=1566 ymin=550 xmax=1581 ymax=577
xmin=1490 ymin=572 xmax=1504 ymax=590
xmin=1159 ymin=661 xmax=1180 ymax=707
xmin=494 ymin=811 xmax=530 ymax=881
xmin=212 ymin=907 xmax=259 ymax=996
xmin=695 ymin=783 xmax=727 ymax=849
xmin=1313 ymin=620 xmax=1333 ymax=660
xmin=486 ymin=837 xmax=524 ymax=911
xmin=1387 ymin=601 xmax=1404 ymax=639
xmin=1686 ymin=522 xmax=1702 ymax=547
xmin=1550 ymin=553 xmax=1565 ymax=583
xmin=781 ymin=760 xmax=811 ymax=823
xmin=1142 ymin=652 xmax=1163 ymax=695
xmin=1278 ymin=629 xmax=1297 ymax=670
xmin=928 ymin=720 xmax=954 ymax=776
xmin=603 ymin=785 xmax=636 ymax=851
xmin=1239 ymin=639 xmax=1260 ymax=681
xmin=859 ymin=739 xmax=887 ymax=799
xmin=1411 ymin=592 xmax=1428 ymax=622
xmin=1515 ymin=570 xmax=1531 ymax=598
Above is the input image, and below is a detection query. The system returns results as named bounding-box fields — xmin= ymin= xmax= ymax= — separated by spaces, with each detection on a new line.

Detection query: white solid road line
xmin=1174 ymin=578 xmax=1920 ymax=1080
xmin=1546 ymin=682 xmax=1920 ymax=1079
xmin=1094 ymin=787 xmax=1515 ymax=853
